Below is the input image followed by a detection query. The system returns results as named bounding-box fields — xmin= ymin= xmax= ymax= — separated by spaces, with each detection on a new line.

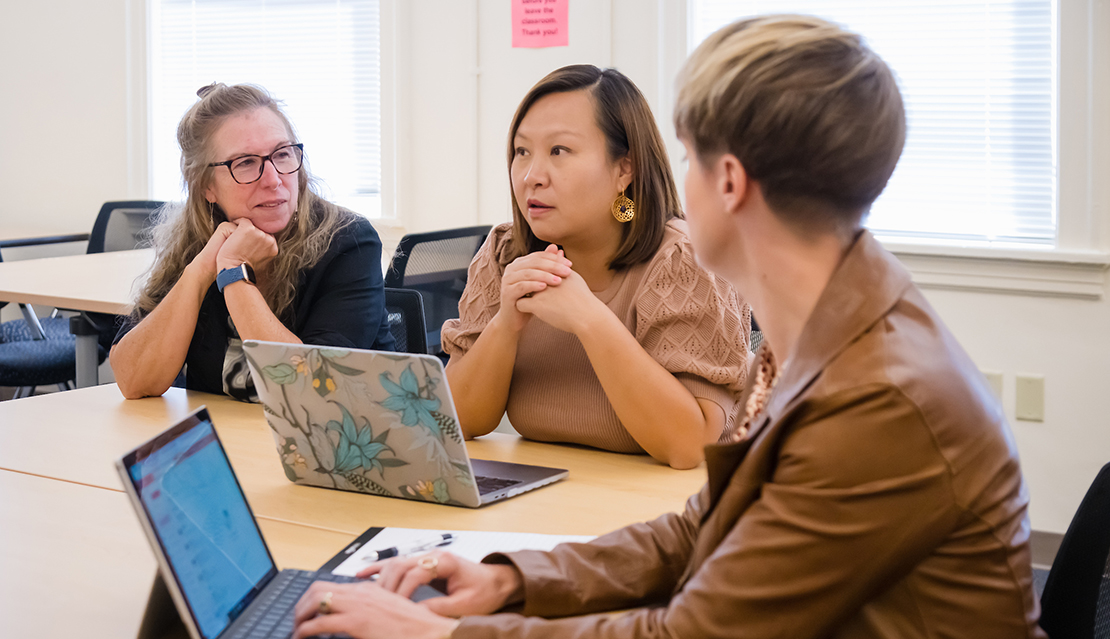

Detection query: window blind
xmin=691 ymin=1 xmax=1057 ymax=246
xmin=151 ymin=0 xmax=381 ymax=214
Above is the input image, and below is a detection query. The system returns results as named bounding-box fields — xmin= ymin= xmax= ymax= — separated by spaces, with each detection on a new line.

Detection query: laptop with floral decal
xmin=242 ymin=340 xmax=567 ymax=508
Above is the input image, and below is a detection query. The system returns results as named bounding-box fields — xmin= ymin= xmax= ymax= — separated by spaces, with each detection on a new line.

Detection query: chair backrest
xmin=384 ymin=288 xmax=428 ymax=355
xmin=749 ymin=314 xmax=763 ymax=353
xmin=1039 ymin=461 xmax=1110 ymax=638
xmin=85 ymin=201 xmax=165 ymax=349
xmin=87 ymin=201 xmax=165 ymax=254
xmin=384 ymin=225 xmax=490 ymax=353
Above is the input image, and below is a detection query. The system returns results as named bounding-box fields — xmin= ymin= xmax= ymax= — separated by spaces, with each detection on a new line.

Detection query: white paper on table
xmin=332 ymin=528 xmax=595 ymax=577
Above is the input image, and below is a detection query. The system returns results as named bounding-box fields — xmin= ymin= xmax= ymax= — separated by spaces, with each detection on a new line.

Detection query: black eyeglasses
xmin=208 ymin=143 xmax=304 ymax=184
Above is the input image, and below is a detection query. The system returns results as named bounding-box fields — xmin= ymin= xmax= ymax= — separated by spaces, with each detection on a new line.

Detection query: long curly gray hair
xmin=135 ymin=83 xmax=351 ymax=323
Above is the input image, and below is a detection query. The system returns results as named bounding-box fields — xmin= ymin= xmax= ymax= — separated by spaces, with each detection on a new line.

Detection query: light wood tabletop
xmin=0 ymin=248 xmax=152 ymax=314
xmin=0 ymin=248 xmax=154 ymax=387
xmin=0 ymin=384 xmax=704 ymax=638
xmin=0 ymin=470 xmax=360 ymax=639
xmin=0 ymin=384 xmax=706 ymax=537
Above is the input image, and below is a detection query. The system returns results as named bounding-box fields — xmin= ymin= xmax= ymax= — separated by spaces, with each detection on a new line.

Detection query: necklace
xmin=733 ymin=346 xmax=781 ymax=442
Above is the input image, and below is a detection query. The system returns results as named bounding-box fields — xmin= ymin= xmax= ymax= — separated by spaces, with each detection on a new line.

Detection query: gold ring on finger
xmin=418 ymin=555 xmax=439 ymax=579
xmin=319 ymin=591 xmax=333 ymax=615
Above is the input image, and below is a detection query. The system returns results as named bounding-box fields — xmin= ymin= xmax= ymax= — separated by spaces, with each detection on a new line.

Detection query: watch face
xmin=242 ymin=263 xmax=256 ymax=284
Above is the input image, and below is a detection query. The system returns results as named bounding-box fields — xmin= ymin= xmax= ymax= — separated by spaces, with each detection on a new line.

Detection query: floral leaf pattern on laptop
xmin=379 ymin=366 xmax=464 ymax=445
xmin=243 ymin=342 xmax=480 ymax=507
xmin=399 ymin=478 xmax=451 ymax=504
xmin=277 ymin=436 xmax=307 ymax=482
xmin=326 ymin=402 xmax=403 ymax=476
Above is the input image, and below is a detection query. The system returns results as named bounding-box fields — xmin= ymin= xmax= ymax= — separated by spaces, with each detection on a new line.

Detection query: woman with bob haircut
xmin=111 ymin=83 xmax=394 ymax=400
xmin=441 ymin=64 xmax=752 ymax=469
xmin=291 ymin=15 xmax=1043 ymax=639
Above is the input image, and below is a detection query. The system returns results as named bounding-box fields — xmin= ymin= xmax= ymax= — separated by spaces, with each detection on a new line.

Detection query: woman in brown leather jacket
xmin=292 ymin=15 xmax=1045 ymax=639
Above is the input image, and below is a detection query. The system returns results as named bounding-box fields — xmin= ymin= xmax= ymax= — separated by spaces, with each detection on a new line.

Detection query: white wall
xmin=2 ymin=0 xmax=1107 ymax=532
xmin=926 ymin=288 xmax=1110 ymax=532
xmin=391 ymin=0 xmax=683 ymax=233
xmin=0 ymin=0 xmax=145 ymax=233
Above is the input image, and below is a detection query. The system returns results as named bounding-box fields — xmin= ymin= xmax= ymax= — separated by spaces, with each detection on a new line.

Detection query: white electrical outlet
xmin=1015 ymin=375 xmax=1045 ymax=422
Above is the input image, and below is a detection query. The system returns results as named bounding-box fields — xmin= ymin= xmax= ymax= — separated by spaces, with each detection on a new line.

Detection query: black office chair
xmin=1038 ymin=461 xmax=1110 ymax=638
xmin=81 ymin=201 xmax=165 ymax=355
xmin=87 ymin=200 xmax=164 ymax=253
xmin=384 ymin=288 xmax=428 ymax=355
xmin=0 ymin=201 xmax=163 ymax=396
xmin=385 ymin=225 xmax=490 ymax=356
xmin=0 ymin=249 xmax=80 ymax=397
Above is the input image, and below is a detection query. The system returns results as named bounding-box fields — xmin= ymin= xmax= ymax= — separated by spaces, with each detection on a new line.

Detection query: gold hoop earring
xmin=612 ymin=189 xmax=635 ymax=223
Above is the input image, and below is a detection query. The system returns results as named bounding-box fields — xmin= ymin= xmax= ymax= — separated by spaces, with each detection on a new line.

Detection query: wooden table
xmin=0 ymin=384 xmax=705 ymax=536
xmin=0 ymin=384 xmax=705 ymax=638
xmin=0 ymin=471 xmax=357 ymax=638
xmin=0 ymin=249 xmax=152 ymax=387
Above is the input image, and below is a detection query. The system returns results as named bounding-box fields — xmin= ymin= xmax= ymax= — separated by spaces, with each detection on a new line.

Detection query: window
xmin=691 ymin=1 xmax=1057 ymax=247
xmin=150 ymin=0 xmax=382 ymax=217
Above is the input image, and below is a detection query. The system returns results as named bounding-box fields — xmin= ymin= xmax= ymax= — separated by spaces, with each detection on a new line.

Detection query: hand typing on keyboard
xmin=291 ymin=552 xmax=524 ymax=639
xmin=292 ymin=578 xmax=459 ymax=639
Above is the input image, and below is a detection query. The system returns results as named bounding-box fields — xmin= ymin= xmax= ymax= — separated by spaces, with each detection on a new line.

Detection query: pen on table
xmin=361 ymin=533 xmax=456 ymax=561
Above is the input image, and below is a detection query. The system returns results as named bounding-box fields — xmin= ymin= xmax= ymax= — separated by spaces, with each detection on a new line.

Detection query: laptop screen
xmin=123 ymin=410 xmax=277 ymax=639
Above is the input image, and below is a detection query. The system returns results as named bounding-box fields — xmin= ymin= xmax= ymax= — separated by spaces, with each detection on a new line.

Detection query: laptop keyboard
xmin=475 ymin=475 xmax=524 ymax=495
xmin=224 ymin=569 xmax=357 ymax=639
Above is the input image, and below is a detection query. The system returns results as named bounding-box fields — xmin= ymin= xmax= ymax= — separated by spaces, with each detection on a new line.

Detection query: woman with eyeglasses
xmin=111 ymin=83 xmax=394 ymax=401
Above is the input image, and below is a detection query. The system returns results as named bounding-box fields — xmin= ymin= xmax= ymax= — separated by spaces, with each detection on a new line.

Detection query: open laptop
xmin=116 ymin=407 xmax=441 ymax=639
xmin=242 ymin=340 xmax=567 ymax=508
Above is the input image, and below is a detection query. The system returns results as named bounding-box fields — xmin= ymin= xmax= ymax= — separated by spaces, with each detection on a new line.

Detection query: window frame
xmin=126 ymin=0 xmax=1110 ymax=297
xmin=664 ymin=0 xmax=1110 ymax=299
xmin=127 ymin=0 xmax=403 ymax=228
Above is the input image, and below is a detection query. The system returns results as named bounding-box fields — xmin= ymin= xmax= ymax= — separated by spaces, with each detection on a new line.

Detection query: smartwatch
xmin=216 ymin=263 xmax=257 ymax=292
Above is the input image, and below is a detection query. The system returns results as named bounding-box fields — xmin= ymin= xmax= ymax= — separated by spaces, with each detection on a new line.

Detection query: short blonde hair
xmin=675 ymin=15 xmax=905 ymax=232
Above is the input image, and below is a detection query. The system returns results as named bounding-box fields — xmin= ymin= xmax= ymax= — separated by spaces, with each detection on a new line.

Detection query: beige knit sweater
xmin=441 ymin=220 xmax=751 ymax=454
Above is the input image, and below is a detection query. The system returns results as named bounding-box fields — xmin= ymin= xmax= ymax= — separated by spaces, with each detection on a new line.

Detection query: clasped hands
xmin=290 ymin=551 xmax=524 ymax=639
xmin=499 ymin=244 xmax=602 ymax=334
xmin=191 ymin=218 xmax=279 ymax=283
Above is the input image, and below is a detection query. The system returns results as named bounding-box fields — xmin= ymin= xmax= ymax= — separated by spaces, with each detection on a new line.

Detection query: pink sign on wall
xmin=512 ymin=0 xmax=568 ymax=48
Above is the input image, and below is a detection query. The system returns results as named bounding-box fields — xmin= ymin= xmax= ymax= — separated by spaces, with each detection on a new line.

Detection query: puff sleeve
xmin=440 ymin=223 xmax=514 ymax=357
xmin=633 ymin=234 xmax=751 ymax=434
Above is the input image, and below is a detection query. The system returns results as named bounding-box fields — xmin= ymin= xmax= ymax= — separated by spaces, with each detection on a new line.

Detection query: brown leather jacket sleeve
xmin=482 ymin=489 xmax=707 ymax=618
xmin=456 ymin=385 xmax=974 ymax=639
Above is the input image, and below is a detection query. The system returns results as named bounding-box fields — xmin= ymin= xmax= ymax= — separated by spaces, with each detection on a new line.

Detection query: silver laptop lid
xmin=243 ymin=341 xmax=484 ymax=507
xmin=117 ymin=408 xmax=278 ymax=639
